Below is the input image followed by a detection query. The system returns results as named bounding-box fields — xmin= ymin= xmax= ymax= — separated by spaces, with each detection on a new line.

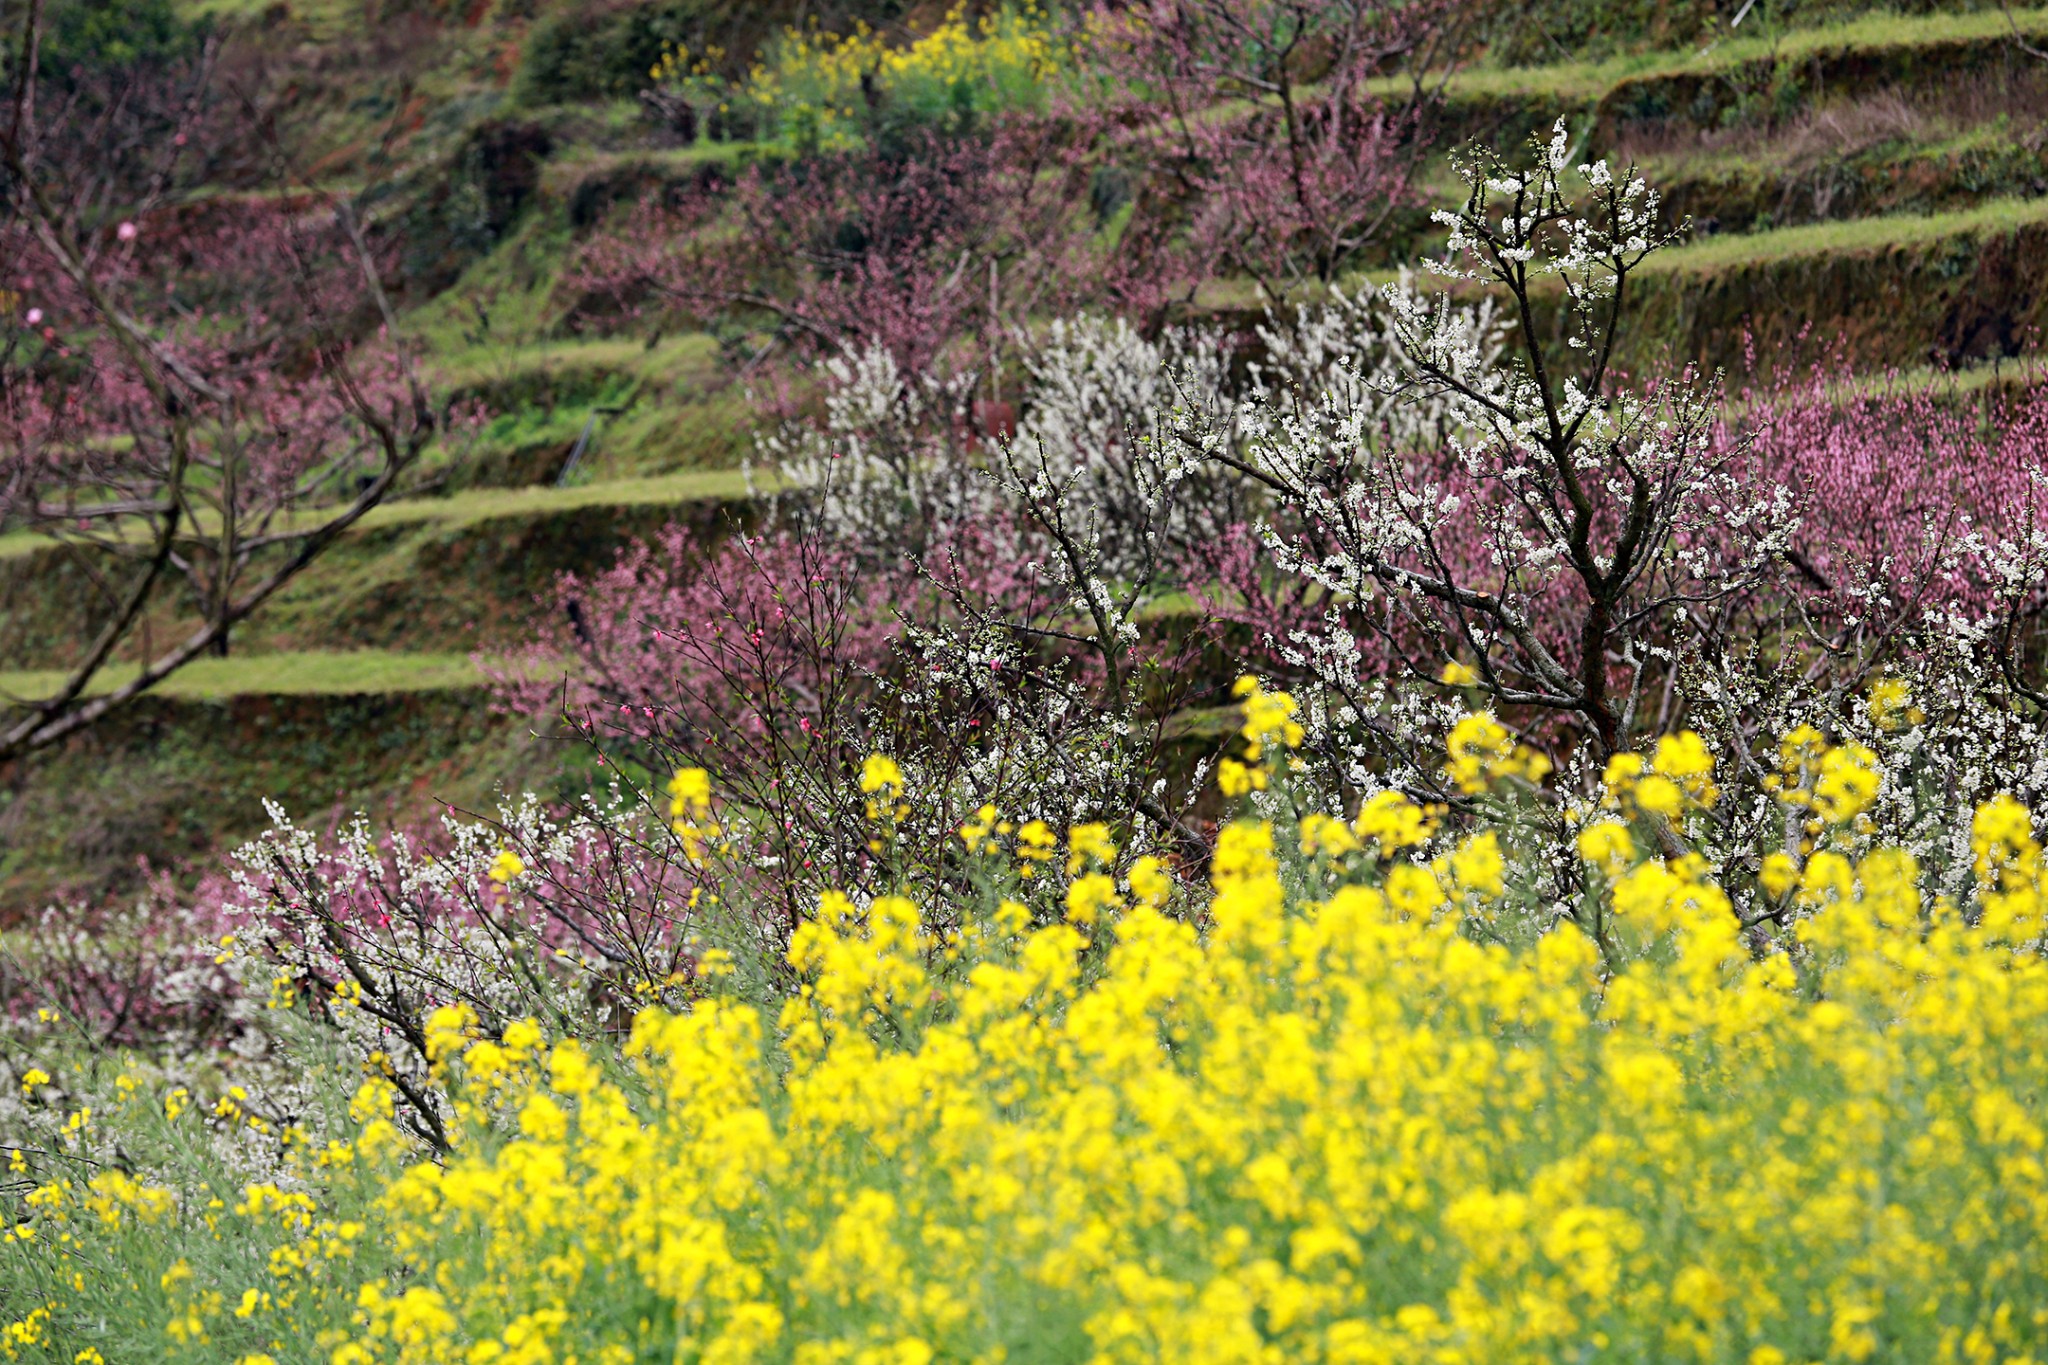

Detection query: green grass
xmin=537 ymin=141 xmax=774 ymax=198
xmin=428 ymin=334 xmax=744 ymax=478
xmin=363 ymin=467 xmax=774 ymax=530
xmin=0 ymin=650 xmax=489 ymax=701
xmin=434 ymin=334 xmax=723 ymax=398
xmin=1643 ymin=195 xmax=2048 ymax=274
xmin=1636 ymin=118 xmax=2035 ymax=192
xmin=173 ymin=0 xmax=360 ymax=38
xmin=405 ymin=215 xmax=580 ymax=357
xmin=1284 ymin=194 xmax=2048 ymax=301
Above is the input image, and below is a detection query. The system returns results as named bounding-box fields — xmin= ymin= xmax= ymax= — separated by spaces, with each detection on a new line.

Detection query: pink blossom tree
xmin=1753 ymin=372 xmax=2048 ymax=613
xmin=577 ymin=118 xmax=1187 ymax=396
xmin=0 ymin=3 xmax=448 ymax=762
xmin=486 ymin=521 xmax=935 ymax=915
xmin=1086 ymin=0 xmax=1458 ymax=297
xmin=1673 ymin=370 xmax=2048 ymax=767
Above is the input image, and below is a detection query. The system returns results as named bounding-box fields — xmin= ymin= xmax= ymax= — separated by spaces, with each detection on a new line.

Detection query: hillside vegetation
xmin=8 ymin=1 xmax=2048 ymax=1359
xmin=5 ymin=0 xmax=2048 ymax=902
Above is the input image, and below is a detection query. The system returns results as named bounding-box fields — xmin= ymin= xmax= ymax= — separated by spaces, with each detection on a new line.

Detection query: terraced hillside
xmin=6 ymin=1 xmax=2048 ymax=908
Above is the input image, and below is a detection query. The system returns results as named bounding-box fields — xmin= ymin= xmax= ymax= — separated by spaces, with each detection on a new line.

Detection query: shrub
xmin=516 ymin=0 xmax=717 ymax=105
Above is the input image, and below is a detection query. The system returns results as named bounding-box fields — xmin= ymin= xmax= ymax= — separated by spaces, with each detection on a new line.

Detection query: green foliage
xmin=34 ymin=0 xmax=198 ymax=78
xmin=516 ymin=0 xmax=709 ymax=104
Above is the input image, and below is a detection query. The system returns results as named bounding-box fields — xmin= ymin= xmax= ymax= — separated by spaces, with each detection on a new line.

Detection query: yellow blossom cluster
xmin=1765 ymin=726 xmax=1883 ymax=827
xmin=1602 ymin=731 xmax=1719 ymax=822
xmin=1220 ymin=678 xmax=1306 ymax=797
xmin=1865 ymin=675 xmax=1923 ymax=732
xmin=1444 ymin=712 xmax=1552 ymax=794
xmin=484 ymin=849 xmax=525 ymax=887
xmin=669 ymin=766 xmax=722 ymax=864
xmin=859 ymin=755 xmax=911 ymax=832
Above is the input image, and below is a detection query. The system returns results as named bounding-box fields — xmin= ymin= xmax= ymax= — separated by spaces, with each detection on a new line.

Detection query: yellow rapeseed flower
xmin=1067 ymin=822 xmax=1117 ymax=874
xmin=28 ymin=745 xmax=2048 ymax=1365
xmin=1353 ymin=789 xmax=1436 ymax=856
xmin=1446 ymin=713 xmax=1551 ymax=795
xmin=668 ymin=767 xmax=712 ymax=818
xmin=1576 ymin=819 xmax=1635 ymax=873
xmin=1812 ymin=742 xmax=1881 ymax=824
xmin=860 ymin=754 xmax=905 ymax=796
xmin=1234 ymin=675 xmax=1304 ymax=758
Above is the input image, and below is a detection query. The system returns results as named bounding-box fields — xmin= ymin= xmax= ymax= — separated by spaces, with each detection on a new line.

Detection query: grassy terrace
xmin=7 ymin=162 xmax=2042 ymax=668
xmin=1194 ymin=192 xmax=2048 ymax=318
xmin=431 ymin=335 xmax=723 ymax=398
xmin=1643 ymin=194 xmax=2048 ymax=274
xmin=566 ymin=8 xmax=2048 ymax=230
xmin=0 ymin=467 xmax=770 ymax=563
xmin=354 ymin=467 xmax=768 ymax=530
xmin=8 ymin=184 xmax=2044 ymax=675
xmin=1405 ymin=5 xmax=2048 ymax=105
xmin=0 ymin=650 xmax=490 ymax=701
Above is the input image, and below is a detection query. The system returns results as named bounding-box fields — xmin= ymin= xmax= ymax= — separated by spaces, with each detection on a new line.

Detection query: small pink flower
xmin=116 ymin=221 xmax=138 ymax=242
xmin=24 ymin=308 xmax=40 ymax=325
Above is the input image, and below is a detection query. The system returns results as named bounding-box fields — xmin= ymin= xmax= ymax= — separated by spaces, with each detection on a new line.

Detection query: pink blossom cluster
xmin=1748 ymin=372 xmax=2048 ymax=609
xmin=0 ymin=888 xmax=242 ymax=1058
xmin=484 ymin=525 xmax=905 ymax=759
xmin=0 ymin=199 xmax=433 ymax=560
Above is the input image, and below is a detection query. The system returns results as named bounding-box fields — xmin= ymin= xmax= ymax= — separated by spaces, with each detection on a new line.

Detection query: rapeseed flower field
xmin=8 ymin=688 xmax=2046 ymax=1363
